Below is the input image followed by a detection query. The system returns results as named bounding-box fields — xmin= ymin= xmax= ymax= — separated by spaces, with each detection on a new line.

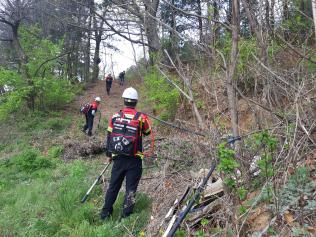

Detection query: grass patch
xmin=0 ymin=112 xmax=72 ymax=159
xmin=0 ymin=157 xmax=151 ymax=237
xmin=16 ymin=112 xmax=72 ymax=132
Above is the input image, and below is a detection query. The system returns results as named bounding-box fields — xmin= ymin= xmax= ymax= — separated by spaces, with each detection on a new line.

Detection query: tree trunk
xmin=205 ymin=1 xmax=213 ymax=45
xmin=241 ymin=0 xmax=268 ymax=64
xmin=213 ymin=0 xmax=220 ymax=44
xmin=311 ymin=0 xmax=316 ymax=42
xmin=270 ymin=0 xmax=275 ymax=32
xmin=241 ymin=0 xmax=271 ymax=104
xmin=91 ymin=10 xmax=105 ymax=82
xmin=12 ymin=25 xmax=29 ymax=79
xmin=283 ymin=0 xmax=290 ymax=41
xmin=92 ymin=32 xmax=101 ymax=82
xmin=227 ymin=0 xmax=240 ymax=141
xmin=84 ymin=15 xmax=92 ymax=82
xmin=12 ymin=24 xmax=35 ymax=110
xmin=197 ymin=0 xmax=203 ymax=42
xmin=65 ymin=30 xmax=74 ymax=81
xmin=140 ymin=27 xmax=148 ymax=69
xmin=111 ymin=0 xmax=160 ymax=65
xmin=227 ymin=0 xmax=233 ymax=24
xmin=168 ymin=0 xmax=177 ymax=61
xmin=144 ymin=17 xmax=160 ymax=65
xmin=72 ymin=39 xmax=80 ymax=82
xmin=143 ymin=0 xmax=161 ymax=65
xmin=226 ymin=1 xmax=240 ymax=234
xmin=265 ymin=0 xmax=269 ymax=28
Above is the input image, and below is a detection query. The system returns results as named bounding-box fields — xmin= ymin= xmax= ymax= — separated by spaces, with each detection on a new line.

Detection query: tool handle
xmin=81 ymin=163 xmax=111 ymax=203
xmin=81 ymin=194 xmax=89 ymax=203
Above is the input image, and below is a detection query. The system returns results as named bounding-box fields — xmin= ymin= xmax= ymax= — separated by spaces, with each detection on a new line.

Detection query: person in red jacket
xmin=100 ymin=87 xmax=151 ymax=220
xmin=105 ymin=74 xmax=113 ymax=96
xmin=82 ymin=96 xmax=101 ymax=136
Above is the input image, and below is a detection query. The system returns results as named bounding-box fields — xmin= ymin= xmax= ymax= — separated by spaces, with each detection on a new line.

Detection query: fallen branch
xmin=188 ymin=199 xmax=223 ymax=227
xmin=156 ymin=65 xmax=192 ymax=102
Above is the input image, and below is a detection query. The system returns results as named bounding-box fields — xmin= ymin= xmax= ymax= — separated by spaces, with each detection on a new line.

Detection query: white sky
xmin=100 ymin=37 xmax=144 ymax=79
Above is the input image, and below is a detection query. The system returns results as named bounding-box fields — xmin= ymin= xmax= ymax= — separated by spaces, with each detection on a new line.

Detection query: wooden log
xmin=203 ymin=177 xmax=224 ymax=198
xmin=163 ymin=204 xmax=188 ymax=237
xmin=160 ymin=187 xmax=191 ymax=227
xmin=162 ymin=215 xmax=177 ymax=237
xmin=188 ymin=199 xmax=223 ymax=227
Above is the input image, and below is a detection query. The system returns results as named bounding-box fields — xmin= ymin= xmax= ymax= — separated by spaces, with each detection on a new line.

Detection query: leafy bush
xmin=217 ymin=142 xmax=238 ymax=188
xmin=280 ymin=167 xmax=314 ymax=209
xmin=0 ymin=69 xmax=27 ymax=119
xmin=142 ymin=68 xmax=179 ymax=120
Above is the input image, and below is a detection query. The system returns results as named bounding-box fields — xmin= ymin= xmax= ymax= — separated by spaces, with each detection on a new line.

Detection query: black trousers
xmin=119 ymin=77 xmax=124 ymax=86
xmin=83 ymin=113 xmax=94 ymax=134
xmin=106 ymin=81 xmax=112 ymax=95
xmin=102 ymin=155 xmax=142 ymax=217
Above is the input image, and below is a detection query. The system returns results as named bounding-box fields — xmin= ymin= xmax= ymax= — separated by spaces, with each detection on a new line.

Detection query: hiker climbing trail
xmin=74 ymin=79 xmax=127 ymax=137
xmin=63 ymin=79 xmax=135 ymax=159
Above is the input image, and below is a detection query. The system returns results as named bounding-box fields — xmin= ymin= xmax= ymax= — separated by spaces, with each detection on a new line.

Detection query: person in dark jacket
xmin=118 ymin=71 xmax=125 ymax=86
xmin=100 ymin=87 xmax=151 ymax=220
xmin=105 ymin=74 xmax=113 ymax=96
xmin=82 ymin=96 xmax=101 ymax=136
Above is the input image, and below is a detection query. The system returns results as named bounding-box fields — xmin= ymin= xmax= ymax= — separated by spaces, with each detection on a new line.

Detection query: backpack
xmin=80 ymin=103 xmax=91 ymax=114
xmin=108 ymin=111 xmax=142 ymax=156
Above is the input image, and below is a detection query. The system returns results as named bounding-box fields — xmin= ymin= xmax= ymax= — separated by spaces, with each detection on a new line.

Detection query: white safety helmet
xmin=122 ymin=87 xmax=138 ymax=100
xmin=95 ymin=96 xmax=101 ymax=102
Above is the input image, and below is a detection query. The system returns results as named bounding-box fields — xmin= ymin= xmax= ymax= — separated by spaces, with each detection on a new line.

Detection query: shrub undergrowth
xmin=142 ymin=68 xmax=179 ymax=121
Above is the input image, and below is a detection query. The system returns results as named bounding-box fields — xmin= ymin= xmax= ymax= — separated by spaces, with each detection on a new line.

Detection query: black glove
xmin=106 ymin=150 xmax=112 ymax=158
xmin=104 ymin=146 xmax=111 ymax=157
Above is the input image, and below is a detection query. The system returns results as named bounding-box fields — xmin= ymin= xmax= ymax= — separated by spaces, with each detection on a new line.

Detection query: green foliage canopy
xmin=0 ymin=26 xmax=78 ymax=121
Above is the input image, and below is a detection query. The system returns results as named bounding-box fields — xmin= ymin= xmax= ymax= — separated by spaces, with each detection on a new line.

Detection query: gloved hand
xmin=106 ymin=150 xmax=112 ymax=158
xmin=91 ymin=110 xmax=96 ymax=116
xmin=104 ymin=148 xmax=112 ymax=158
xmin=106 ymin=157 xmax=112 ymax=163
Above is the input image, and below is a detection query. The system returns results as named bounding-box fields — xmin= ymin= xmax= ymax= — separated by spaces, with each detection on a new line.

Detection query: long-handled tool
xmin=81 ymin=162 xmax=111 ymax=203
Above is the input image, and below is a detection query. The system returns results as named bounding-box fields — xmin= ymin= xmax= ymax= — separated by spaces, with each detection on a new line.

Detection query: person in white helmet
xmin=82 ymin=96 xmax=101 ymax=136
xmin=100 ymin=87 xmax=151 ymax=220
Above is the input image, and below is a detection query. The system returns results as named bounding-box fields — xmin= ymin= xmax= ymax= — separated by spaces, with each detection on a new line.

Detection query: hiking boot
xmin=87 ymin=131 xmax=92 ymax=136
xmin=121 ymin=212 xmax=131 ymax=219
xmin=100 ymin=211 xmax=112 ymax=221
